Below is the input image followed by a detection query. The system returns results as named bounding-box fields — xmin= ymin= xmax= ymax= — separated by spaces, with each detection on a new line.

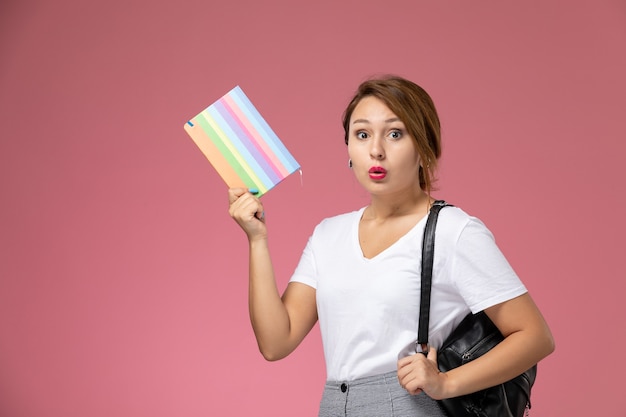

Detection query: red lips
xmin=368 ymin=166 xmax=387 ymax=180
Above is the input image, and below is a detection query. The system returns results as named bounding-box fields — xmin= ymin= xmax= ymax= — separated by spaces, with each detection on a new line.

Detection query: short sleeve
xmin=450 ymin=218 xmax=527 ymax=313
xmin=289 ymin=235 xmax=318 ymax=289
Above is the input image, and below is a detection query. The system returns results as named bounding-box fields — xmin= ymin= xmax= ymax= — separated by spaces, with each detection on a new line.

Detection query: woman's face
xmin=347 ymin=96 xmax=422 ymax=197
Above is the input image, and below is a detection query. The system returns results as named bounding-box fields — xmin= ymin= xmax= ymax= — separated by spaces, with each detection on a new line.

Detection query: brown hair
xmin=342 ymin=75 xmax=441 ymax=193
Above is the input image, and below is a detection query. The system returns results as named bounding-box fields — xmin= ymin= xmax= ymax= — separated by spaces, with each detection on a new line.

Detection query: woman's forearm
xmin=247 ymin=237 xmax=294 ymax=361
xmin=441 ymin=294 xmax=555 ymax=399
xmin=442 ymin=322 xmax=555 ymax=398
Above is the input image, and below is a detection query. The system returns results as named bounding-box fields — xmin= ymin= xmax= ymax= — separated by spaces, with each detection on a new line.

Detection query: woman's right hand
xmin=228 ymin=188 xmax=267 ymax=240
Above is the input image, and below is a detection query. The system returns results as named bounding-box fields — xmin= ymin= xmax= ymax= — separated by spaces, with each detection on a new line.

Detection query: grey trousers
xmin=318 ymin=370 xmax=447 ymax=417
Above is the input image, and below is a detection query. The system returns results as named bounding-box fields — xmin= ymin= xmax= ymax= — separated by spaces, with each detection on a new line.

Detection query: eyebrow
xmin=352 ymin=117 xmax=402 ymax=125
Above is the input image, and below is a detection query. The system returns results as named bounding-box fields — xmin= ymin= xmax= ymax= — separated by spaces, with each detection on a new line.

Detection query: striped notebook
xmin=184 ymin=86 xmax=300 ymax=197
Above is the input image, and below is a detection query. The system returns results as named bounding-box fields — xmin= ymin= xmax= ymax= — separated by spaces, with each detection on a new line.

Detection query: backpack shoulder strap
xmin=417 ymin=200 xmax=452 ymax=352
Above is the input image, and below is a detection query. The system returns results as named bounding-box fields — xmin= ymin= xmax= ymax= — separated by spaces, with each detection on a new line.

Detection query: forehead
xmin=351 ymin=96 xmax=400 ymax=122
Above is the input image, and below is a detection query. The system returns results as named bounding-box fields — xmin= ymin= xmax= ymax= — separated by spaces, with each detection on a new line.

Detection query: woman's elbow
xmin=544 ymin=331 xmax=556 ymax=357
xmin=537 ymin=324 xmax=556 ymax=359
xmin=258 ymin=344 xmax=290 ymax=362
xmin=260 ymin=350 xmax=285 ymax=362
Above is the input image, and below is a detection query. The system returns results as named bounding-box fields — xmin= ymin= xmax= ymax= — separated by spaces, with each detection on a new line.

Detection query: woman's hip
xmin=318 ymin=370 xmax=446 ymax=417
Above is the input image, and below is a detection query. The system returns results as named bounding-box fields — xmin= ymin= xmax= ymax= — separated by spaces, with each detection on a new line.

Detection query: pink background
xmin=1 ymin=1 xmax=625 ymax=416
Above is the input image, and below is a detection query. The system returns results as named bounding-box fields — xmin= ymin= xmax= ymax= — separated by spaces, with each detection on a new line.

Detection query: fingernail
xmin=248 ymin=188 xmax=259 ymax=194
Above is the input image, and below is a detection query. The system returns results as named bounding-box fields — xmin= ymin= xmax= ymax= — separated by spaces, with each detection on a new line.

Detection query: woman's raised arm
xmin=229 ymin=188 xmax=318 ymax=361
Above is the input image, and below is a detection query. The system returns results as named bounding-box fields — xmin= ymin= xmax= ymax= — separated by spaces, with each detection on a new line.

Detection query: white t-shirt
xmin=289 ymin=206 xmax=527 ymax=382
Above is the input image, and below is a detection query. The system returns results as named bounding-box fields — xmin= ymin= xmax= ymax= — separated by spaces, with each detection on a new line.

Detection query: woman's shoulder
xmin=317 ymin=207 xmax=364 ymax=226
xmin=312 ymin=207 xmax=365 ymax=235
xmin=438 ymin=203 xmax=472 ymax=224
xmin=436 ymin=204 xmax=490 ymax=241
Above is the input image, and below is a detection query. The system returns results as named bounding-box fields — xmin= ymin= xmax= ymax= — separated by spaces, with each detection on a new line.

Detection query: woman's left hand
xmin=397 ymin=348 xmax=449 ymax=399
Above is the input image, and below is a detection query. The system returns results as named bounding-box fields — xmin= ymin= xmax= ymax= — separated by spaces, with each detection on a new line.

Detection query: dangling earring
xmin=348 ymin=159 xmax=353 ymax=168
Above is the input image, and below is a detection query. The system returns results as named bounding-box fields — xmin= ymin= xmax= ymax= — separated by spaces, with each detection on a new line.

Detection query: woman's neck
xmin=364 ymin=190 xmax=432 ymax=221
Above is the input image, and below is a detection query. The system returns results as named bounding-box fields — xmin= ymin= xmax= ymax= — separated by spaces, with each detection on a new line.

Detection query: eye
xmin=356 ymin=131 xmax=369 ymax=140
xmin=388 ymin=130 xmax=403 ymax=140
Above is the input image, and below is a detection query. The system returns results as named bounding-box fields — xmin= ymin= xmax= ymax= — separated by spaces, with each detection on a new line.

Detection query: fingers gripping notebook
xmin=184 ymin=86 xmax=300 ymax=197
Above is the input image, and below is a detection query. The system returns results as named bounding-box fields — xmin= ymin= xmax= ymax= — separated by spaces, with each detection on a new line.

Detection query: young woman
xmin=228 ymin=76 xmax=555 ymax=416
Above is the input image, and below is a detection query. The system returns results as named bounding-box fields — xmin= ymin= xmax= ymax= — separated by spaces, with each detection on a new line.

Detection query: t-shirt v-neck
xmin=353 ymin=206 xmax=429 ymax=262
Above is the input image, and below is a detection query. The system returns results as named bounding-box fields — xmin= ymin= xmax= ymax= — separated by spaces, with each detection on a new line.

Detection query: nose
xmin=369 ymin=136 xmax=385 ymax=160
